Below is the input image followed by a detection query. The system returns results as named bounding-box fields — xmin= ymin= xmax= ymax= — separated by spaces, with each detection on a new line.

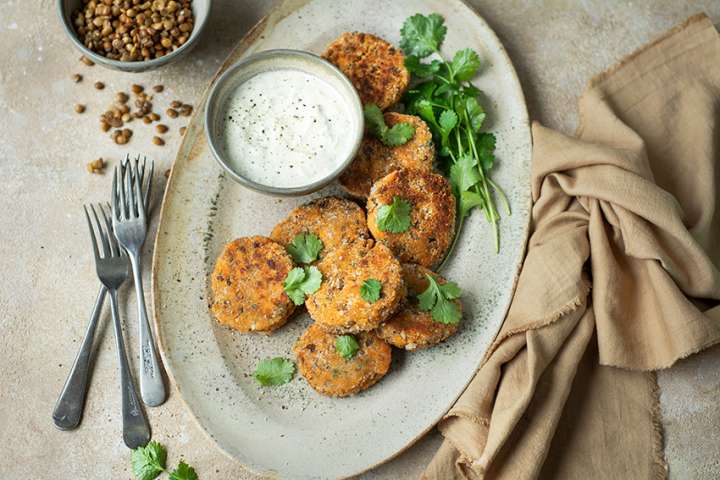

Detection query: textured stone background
xmin=1 ymin=0 xmax=718 ymax=478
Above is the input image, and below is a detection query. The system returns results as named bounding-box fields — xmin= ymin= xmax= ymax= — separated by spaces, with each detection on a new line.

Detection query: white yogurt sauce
xmin=220 ymin=69 xmax=355 ymax=188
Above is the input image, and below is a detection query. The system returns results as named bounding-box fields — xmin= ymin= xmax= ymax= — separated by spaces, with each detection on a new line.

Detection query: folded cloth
xmin=424 ymin=13 xmax=720 ymax=480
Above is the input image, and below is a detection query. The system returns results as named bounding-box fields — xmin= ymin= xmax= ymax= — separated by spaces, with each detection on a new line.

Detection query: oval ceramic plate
xmin=152 ymin=0 xmax=532 ymax=478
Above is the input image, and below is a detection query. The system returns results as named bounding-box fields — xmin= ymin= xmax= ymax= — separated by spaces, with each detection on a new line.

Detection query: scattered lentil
xmin=75 ymin=104 xmax=86 ymax=114
xmin=94 ymin=81 xmax=105 ymax=90
xmin=149 ymin=112 xmax=160 ymax=121
xmin=80 ymin=55 xmax=95 ymax=66
xmin=152 ymin=136 xmax=165 ymax=146
xmin=72 ymin=73 xmax=83 ymax=83
xmin=156 ymin=124 xmax=169 ymax=134
xmin=179 ymin=126 xmax=187 ymax=136
xmin=115 ymin=92 xmax=129 ymax=104
xmin=170 ymin=100 xmax=182 ymax=109
xmin=166 ymin=108 xmax=178 ymax=118
xmin=153 ymin=85 xmax=164 ymax=93
xmin=86 ymin=157 xmax=106 ymax=174
xmin=131 ymin=84 xmax=144 ymax=94
xmin=179 ymin=104 xmax=193 ymax=116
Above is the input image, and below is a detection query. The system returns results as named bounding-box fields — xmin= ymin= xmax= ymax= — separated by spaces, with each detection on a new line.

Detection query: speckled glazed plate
xmin=152 ymin=0 xmax=531 ymax=478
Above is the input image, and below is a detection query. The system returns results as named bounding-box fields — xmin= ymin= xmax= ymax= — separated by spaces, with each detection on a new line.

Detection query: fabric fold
xmin=425 ymin=13 xmax=720 ymax=480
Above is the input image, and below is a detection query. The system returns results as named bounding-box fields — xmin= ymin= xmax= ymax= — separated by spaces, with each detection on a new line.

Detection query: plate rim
xmin=151 ymin=0 xmax=532 ymax=477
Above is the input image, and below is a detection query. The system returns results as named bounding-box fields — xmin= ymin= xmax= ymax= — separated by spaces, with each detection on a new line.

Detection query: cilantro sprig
xmin=401 ymin=13 xmax=510 ymax=254
xmin=254 ymin=357 xmax=295 ymax=386
xmin=283 ymin=266 xmax=322 ymax=305
xmin=360 ymin=279 xmax=382 ymax=303
xmin=131 ymin=442 xmax=197 ymax=480
xmin=364 ymin=104 xmax=416 ymax=146
xmin=376 ymin=196 xmax=412 ymax=233
xmin=286 ymin=232 xmax=324 ymax=264
xmin=417 ymin=274 xmax=462 ymax=325
xmin=335 ymin=335 xmax=360 ymax=360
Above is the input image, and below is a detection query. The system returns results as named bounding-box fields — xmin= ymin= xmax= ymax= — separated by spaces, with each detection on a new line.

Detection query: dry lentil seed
xmin=121 ymin=113 xmax=131 ymax=122
xmin=155 ymin=124 xmax=168 ymax=134
xmin=153 ymin=85 xmax=164 ymax=93
xmin=131 ymin=84 xmax=144 ymax=94
xmin=94 ymin=81 xmax=105 ymax=90
xmin=170 ymin=100 xmax=182 ymax=109
xmin=100 ymin=120 xmax=111 ymax=132
xmin=179 ymin=104 xmax=193 ymax=116
xmin=80 ymin=55 xmax=95 ymax=66
xmin=86 ymin=157 xmax=106 ymax=174
xmin=152 ymin=136 xmax=165 ymax=146
xmin=115 ymin=92 xmax=129 ymax=103
xmin=75 ymin=104 xmax=86 ymax=114
xmin=166 ymin=108 xmax=178 ymax=118
xmin=143 ymin=116 xmax=153 ymax=124
xmin=72 ymin=73 xmax=83 ymax=83
xmin=149 ymin=112 xmax=160 ymax=121
xmin=179 ymin=126 xmax=187 ymax=136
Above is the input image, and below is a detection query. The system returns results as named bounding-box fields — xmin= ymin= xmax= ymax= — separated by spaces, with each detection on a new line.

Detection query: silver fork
xmin=113 ymin=157 xmax=166 ymax=407
xmin=84 ymin=203 xmax=150 ymax=448
xmin=52 ymin=158 xmax=151 ymax=430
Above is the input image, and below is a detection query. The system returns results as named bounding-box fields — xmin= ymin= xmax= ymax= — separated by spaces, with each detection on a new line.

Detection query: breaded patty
xmin=322 ymin=32 xmax=410 ymax=110
xmin=339 ymin=113 xmax=435 ymax=198
xmin=377 ymin=264 xmax=461 ymax=350
xmin=270 ymin=196 xmax=370 ymax=260
xmin=306 ymin=239 xmax=405 ymax=333
xmin=294 ymin=323 xmax=392 ymax=397
xmin=367 ymin=169 xmax=456 ymax=268
xmin=210 ymin=236 xmax=296 ymax=333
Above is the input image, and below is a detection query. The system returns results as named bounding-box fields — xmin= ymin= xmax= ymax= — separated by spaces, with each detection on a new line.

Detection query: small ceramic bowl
xmin=56 ymin=0 xmax=211 ymax=72
xmin=205 ymin=49 xmax=364 ymax=196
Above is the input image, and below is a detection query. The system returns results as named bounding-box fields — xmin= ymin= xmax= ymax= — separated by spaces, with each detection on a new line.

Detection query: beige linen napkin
xmin=424 ymin=13 xmax=720 ymax=480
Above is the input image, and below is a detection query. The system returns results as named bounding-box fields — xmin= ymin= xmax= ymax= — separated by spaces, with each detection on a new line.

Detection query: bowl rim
xmin=55 ymin=0 xmax=212 ymax=70
xmin=203 ymin=48 xmax=365 ymax=196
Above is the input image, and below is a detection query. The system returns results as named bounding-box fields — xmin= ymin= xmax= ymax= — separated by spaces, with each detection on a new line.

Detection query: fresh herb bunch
xmin=400 ymin=13 xmax=509 ymax=252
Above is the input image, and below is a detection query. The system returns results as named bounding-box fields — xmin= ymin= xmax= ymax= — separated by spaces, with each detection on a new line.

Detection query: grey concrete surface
xmin=0 ymin=0 xmax=718 ymax=478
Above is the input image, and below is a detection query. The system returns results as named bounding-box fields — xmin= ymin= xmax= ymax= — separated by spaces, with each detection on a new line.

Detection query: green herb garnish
xmin=169 ymin=462 xmax=198 ymax=480
xmin=417 ymin=274 xmax=462 ymax=325
xmin=254 ymin=357 xmax=295 ymax=386
xmin=335 ymin=335 xmax=360 ymax=360
xmin=131 ymin=441 xmax=167 ymax=480
xmin=283 ymin=266 xmax=322 ymax=305
xmin=286 ymin=232 xmax=324 ymax=264
xmin=376 ymin=196 xmax=412 ymax=233
xmin=401 ymin=13 xmax=509 ymax=254
xmin=364 ymin=103 xmax=416 ymax=146
xmin=360 ymin=279 xmax=382 ymax=303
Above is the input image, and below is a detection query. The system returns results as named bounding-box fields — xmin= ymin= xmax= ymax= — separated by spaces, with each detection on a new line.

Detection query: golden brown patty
xmin=339 ymin=113 xmax=435 ymax=198
xmin=210 ymin=236 xmax=295 ymax=333
xmin=322 ymin=32 xmax=410 ymax=110
xmin=306 ymin=239 xmax=405 ymax=333
xmin=270 ymin=196 xmax=370 ymax=260
xmin=377 ymin=264 xmax=461 ymax=350
xmin=294 ymin=323 xmax=392 ymax=397
xmin=367 ymin=169 xmax=456 ymax=268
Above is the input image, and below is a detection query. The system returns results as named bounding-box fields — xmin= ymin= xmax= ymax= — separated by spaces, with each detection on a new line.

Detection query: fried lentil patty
xmin=294 ymin=323 xmax=392 ymax=397
xmin=377 ymin=264 xmax=461 ymax=350
xmin=367 ymin=169 xmax=456 ymax=268
xmin=339 ymin=113 xmax=435 ymax=198
xmin=210 ymin=236 xmax=296 ymax=333
xmin=270 ymin=196 xmax=369 ymax=261
xmin=322 ymin=32 xmax=410 ymax=110
xmin=306 ymin=239 xmax=405 ymax=333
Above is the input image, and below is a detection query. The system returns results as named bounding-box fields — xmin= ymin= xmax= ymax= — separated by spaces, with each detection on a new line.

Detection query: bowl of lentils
xmin=57 ymin=0 xmax=211 ymax=72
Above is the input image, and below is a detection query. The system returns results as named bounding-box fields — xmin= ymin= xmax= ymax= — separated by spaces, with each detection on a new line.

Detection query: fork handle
xmin=109 ymin=289 xmax=151 ymax=449
xmin=129 ymin=253 xmax=167 ymax=407
xmin=52 ymin=285 xmax=107 ymax=430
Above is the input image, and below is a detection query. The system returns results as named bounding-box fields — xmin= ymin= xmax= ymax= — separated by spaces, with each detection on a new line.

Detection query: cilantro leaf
xmin=384 ymin=123 xmax=416 ymax=146
xmin=450 ymin=153 xmax=481 ymax=194
xmin=451 ymin=48 xmax=481 ymax=82
xmin=284 ymin=266 xmax=323 ymax=305
xmin=376 ymin=196 xmax=412 ymax=233
xmin=169 ymin=462 xmax=198 ymax=480
xmin=254 ymin=357 xmax=295 ymax=386
xmin=286 ymin=233 xmax=323 ymax=264
xmin=459 ymin=190 xmax=485 ymax=218
xmin=417 ymin=274 xmax=462 ymax=324
xmin=364 ymin=103 xmax=415 ymax=146
xmin=476 ymin=132 xmax=496 ymax=171
xmin=363 ymin=103 xmax=387 ymax=138
xmin=131 ymin=441 xmax=166 ymax=480
xmin=400 ymin=13 xmax=447 ymax=58
xmin=360 ymin=279 xmax=382 ymax=303
xmin=335 ymin=335 xmax=360 ymax=360
xmin=405 ymin=55 xmax=442 ymax=77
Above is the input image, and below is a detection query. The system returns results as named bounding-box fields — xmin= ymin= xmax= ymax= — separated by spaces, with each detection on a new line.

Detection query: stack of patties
xmin=209 ymin=31 xmax=463 ymax=398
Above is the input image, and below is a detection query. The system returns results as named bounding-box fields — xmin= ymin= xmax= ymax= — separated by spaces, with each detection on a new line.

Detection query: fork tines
xmin=113 ymin=155 xmax=154 ymax=221
xmin=83 ymin=203 xmax=121 ymax=260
